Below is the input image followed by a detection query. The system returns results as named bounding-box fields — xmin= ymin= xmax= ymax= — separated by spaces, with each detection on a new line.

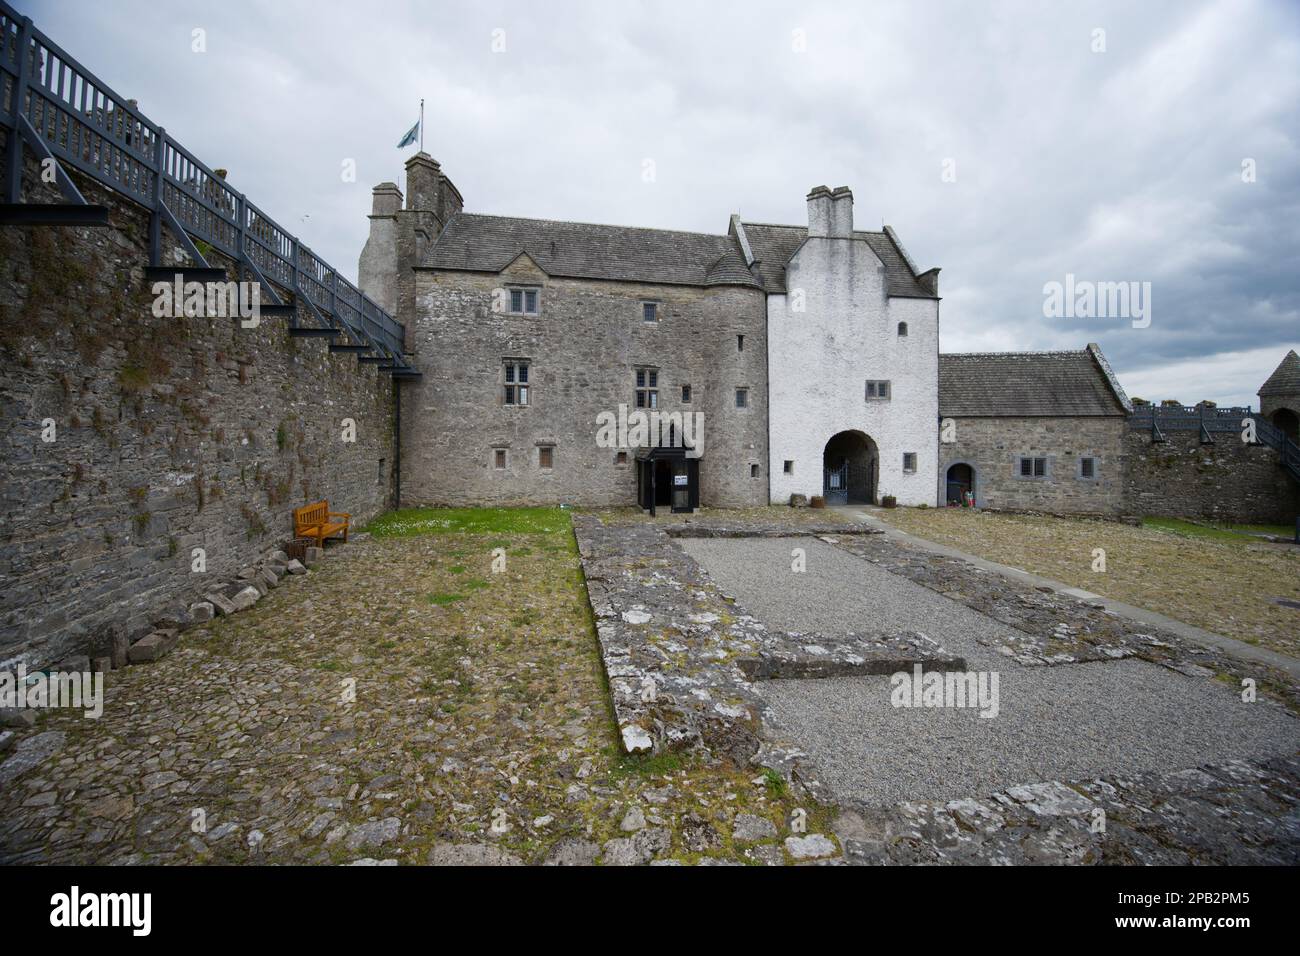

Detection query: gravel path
xmin=678 ymin=535 xmax=1015 ymax=668
xmin=679 ymin=536 xmax=1299 ymax=806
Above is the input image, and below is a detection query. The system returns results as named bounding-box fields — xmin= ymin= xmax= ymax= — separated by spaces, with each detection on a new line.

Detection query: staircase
xmin=1252 ymin=414 xmax=1300 ymax=484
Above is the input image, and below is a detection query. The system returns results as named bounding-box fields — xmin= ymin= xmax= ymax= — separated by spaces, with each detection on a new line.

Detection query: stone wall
xmin=1122 ymin=428 xmax=1300 ymax=524
xmin=0 ymin=166 xmax=397 ymax=670
xmin=939 ymin=416 xmax=1126 ymax=515
xmin=403 ymin=262 xmax=769 ymax=508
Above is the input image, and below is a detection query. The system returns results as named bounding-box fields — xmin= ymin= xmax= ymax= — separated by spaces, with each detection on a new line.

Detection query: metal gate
xmin=823 ymin=460 xmax=848 ymax=505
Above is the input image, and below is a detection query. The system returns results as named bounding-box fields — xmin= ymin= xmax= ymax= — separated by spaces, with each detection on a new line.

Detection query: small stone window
xmin=681 ymin=384 xmax=692 ymax=403
xmin=737 ymin=334 xmax=744 ymax=352
xmin=615 ymin=451 xmax=628 ymax=466
xmin=866 ymin=380 xmax=891 ymax=401
xmin=1078 ymin=456 xmax=1098 ymax=479
xmin=783 ymin=460 xmax=794 ymax=474
xmin=1018 ymin=456 xmax=1048 ymax=478
xmin=538 ymin=446 xmax=554 ymax=470
xmin=898 ymin=322 xmax=908 ymax=337
xmin=493 ymin=449 xmax=507 ymax=470
xmin=735 ymin=388 xmax=749 ymax=408
xmin=642 ymin=301 xmax=658 ymax=323
xmin=508 ymin=287 xmax=540 ymax=315
xmin=503 ymin=360 xmax=529 ymax=406
xmin=751 ymin=464 xmax=760 ymax=478
xmin=635 ymin=368 xmax=659 ymax=409
xmin=903 ymin=452 xmax=917 ymax=474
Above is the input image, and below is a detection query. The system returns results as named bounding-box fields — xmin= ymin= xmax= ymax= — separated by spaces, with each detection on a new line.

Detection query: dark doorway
xmin=636 ymin=446 xmax=699 ymax=516
xmin=1271 ymin=408 xmax=1299 ymax=442
xmin=946 ymin=463 xmax=974 ymax=505
xmin=822 ymin=431 xmax=877 ymax=505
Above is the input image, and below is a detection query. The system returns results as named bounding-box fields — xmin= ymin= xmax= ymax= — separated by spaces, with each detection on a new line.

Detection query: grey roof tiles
xmin=939 ymin=350 xmax=1128 ymax=417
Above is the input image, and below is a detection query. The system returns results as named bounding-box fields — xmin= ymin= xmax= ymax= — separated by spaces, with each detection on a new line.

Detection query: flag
xmin=396 ymin=120 xmax=419 ymax=149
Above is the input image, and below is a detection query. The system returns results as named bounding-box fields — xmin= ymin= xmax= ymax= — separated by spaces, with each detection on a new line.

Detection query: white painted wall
xmin=767 ymin=236 xmax=939 ymax=506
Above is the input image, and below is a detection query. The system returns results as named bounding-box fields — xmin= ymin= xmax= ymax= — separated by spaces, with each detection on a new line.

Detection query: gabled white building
xmin=734 ymin=187 xmax=941 ymax=506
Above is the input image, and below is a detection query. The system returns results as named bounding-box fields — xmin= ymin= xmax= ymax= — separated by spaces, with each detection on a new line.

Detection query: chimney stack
xmin=807 ymin=185 xmax=853 ymax=238
xmin=829 ymin=186 xmax=853 ymax=237
xmin=806 ymin=185 xmax=833 ymax=237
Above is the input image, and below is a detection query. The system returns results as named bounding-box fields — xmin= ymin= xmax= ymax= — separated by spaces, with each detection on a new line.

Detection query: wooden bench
xmin=292 ymin=500 xmax=350 ymax=547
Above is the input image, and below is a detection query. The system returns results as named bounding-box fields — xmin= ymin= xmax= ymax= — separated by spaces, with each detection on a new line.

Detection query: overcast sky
xmin=27 ymin=0 xmax=1300 ymax=406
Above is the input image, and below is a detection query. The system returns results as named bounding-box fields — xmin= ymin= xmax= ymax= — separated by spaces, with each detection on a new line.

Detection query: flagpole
xmin=419 ymin=98 xmax=424 ymax=152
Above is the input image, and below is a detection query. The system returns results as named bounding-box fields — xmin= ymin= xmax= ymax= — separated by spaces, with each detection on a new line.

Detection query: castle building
xmin=359 ymin=153 xmax=1293 ymax=519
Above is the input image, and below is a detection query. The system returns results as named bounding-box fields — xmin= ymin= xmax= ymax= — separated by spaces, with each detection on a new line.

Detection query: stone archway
xmin=946 ymin=462 xmax=975 ymax=505
xmin=823 ymin=430 xmax=877 ymax=505
xmin=1270 ymin=407 xmax=1299 ymax=442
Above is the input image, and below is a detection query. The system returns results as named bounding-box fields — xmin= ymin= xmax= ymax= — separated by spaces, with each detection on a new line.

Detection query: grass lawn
xmin=875 ymin=507 xmax=1300 ymax=658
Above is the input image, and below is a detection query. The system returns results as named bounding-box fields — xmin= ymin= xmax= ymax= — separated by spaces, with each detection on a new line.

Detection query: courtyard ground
xmin=679 ymin=535 xmax=1296 ymax=807
xmin=0 ymin=507 xmax=830 ymax=865
xmin=872 ymin=507 xmax=1300 ymax=657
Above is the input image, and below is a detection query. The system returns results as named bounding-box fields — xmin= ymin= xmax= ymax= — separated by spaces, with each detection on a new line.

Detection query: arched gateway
xmin=822 ymin=431 xmax=877 ymax=505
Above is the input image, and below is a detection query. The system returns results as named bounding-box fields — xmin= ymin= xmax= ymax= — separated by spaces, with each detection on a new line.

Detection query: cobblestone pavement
xmin=0 ymin=516 xmax=841 ymax=866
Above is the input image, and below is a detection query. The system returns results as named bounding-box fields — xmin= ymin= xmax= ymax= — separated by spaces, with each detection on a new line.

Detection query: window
xmin=615 ymin=451 xmax=628 ymax=466
xmin=1079 ymin=456 xmax=1097 ymax=479
xmin=508 ymin=287 xmax=539 ymax=315
xmin=493 ymin=449 xmax=507 ymax=470
xmin=681 ymin=384 xmax=692 ymax=403
xmin=538 ymin=446 xmax=554 ymax=469
xmin=735 ymin=388 xmax=749 ymax=408
xmin=503 ymin=360 xmax=529 ymax=405
xmin=903 ymin=452 xmax=917 ymax=474
xmin=897 ymin=322 xmax=908 ymax=337
xmin=642 ymin=301 xmax=658 ymax=323
xmin=737 ymin=334 xmax=744 ymax=352
xmin=635 ymin=368 xmax=659 ymax=408
xmin=783 ymin=460 xmax=794 ymax=474
xmin=751 ymin=464 xmax=760 ymax=478
xmin=1018 ymin=456 xmax=1047 ymax=478
xmin=865 ymin=380 xmax=891 ymax=400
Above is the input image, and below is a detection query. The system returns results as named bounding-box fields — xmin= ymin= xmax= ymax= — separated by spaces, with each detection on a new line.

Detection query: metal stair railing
xmin=0 ymin=1 xmax=415 ymax=376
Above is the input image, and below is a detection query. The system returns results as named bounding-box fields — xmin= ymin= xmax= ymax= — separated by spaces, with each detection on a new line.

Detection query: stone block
xmin=206 ymin=591 xmax=237 ymax=616
xmin=285 ymin=559 xmax=307 ymax=575
xmin=127 ymin=630 xmax=179 ymax=664
xmin=89 ymin=621 xmax=131 ymax=670
xmin=304 ymin=547 xmax=323 ymax=567
xmin=91 ymin=656 xmax=112 ymax=673
xmin=228 ymin=586 xmax=261 ymax=611
xmin=257 ymin=568 xmax=278 ymax=591
xmin=188 ymin=601 xmax=214 ymax=623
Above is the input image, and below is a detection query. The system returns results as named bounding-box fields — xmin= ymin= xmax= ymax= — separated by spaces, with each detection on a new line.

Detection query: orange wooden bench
xmin=292 ymin=500 xmax=350 ymax=546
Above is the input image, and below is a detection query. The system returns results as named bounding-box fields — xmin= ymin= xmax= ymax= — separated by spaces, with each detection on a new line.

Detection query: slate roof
xmin=739 ymin=222 xmax=936 ymax=298
xmin=939 ymin=350 xmax=1128 ymax=417
xmin=423 ymin=213 xmax=760 ymax=288
xmin=1259 ymin=349 xmax=1300 ymax=396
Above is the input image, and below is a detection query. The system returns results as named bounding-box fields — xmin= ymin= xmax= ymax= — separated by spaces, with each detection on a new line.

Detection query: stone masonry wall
xmin=0 ymin=165 xmax=396 ymax=670
xmin=403 ymin=261 xmax=769 ymax=508
xmin=939 ymin=416 xmax=1126 ymax=515
xmin=1122 ymin=428 xmax=1300 ymax=524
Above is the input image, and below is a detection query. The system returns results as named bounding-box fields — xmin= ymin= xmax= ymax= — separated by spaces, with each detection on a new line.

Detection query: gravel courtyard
xmin=679 ymin=536 xmax=1299 ymax=807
